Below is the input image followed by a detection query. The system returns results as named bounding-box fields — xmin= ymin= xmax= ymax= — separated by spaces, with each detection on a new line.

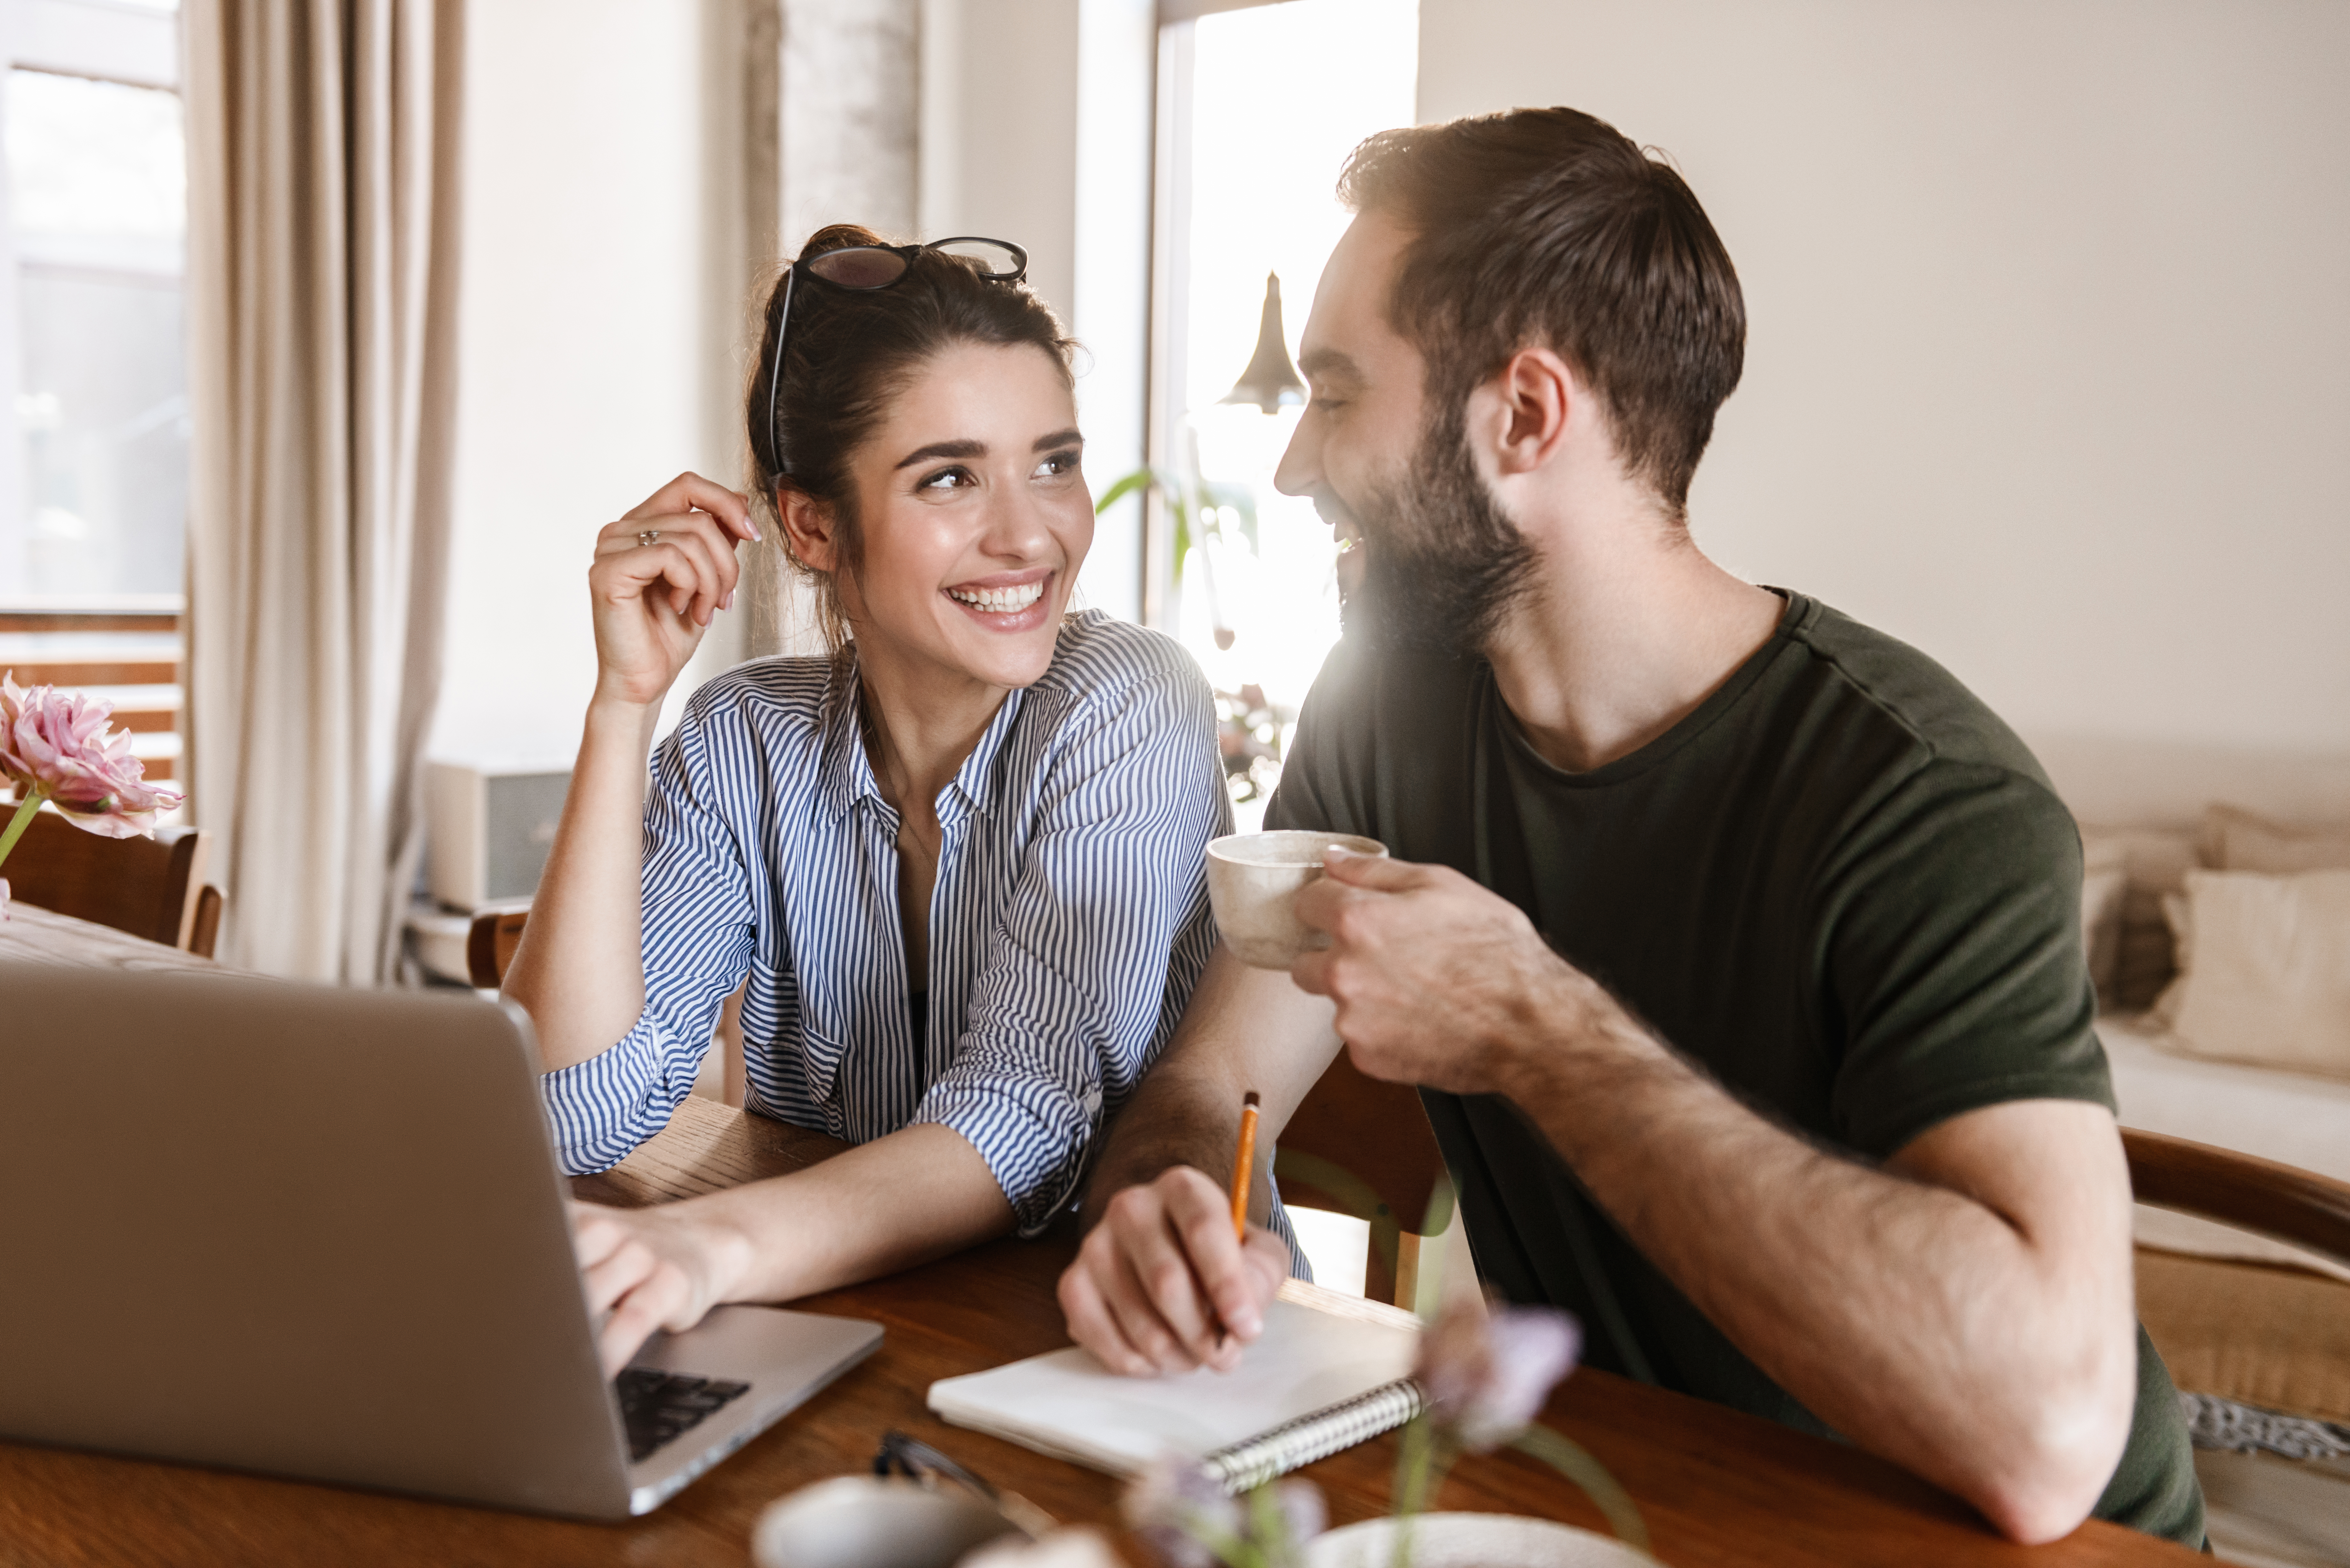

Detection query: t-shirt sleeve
xmin=1816 ymin=759 xmax=2114 ymax=1160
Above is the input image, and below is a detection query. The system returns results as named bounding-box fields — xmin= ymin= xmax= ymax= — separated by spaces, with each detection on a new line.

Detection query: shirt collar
xmin=941 ymin=684 xmax=1026 ymax=826
xmin=816 ymin=655 xmax=1028 ymax=826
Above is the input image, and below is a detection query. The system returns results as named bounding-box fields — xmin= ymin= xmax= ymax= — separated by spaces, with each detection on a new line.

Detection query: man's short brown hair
xmin=1338 ymin=107 xmax=1745 ymax=516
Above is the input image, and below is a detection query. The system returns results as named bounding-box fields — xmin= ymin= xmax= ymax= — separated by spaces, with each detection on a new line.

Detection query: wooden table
xmin=0 ymin=916 xmax=2206 ymax=1565
xmin=0 ymin=899 xmax=225 ymax=976
xmin=0 ymin=1087 xmax=2205 ymax=1567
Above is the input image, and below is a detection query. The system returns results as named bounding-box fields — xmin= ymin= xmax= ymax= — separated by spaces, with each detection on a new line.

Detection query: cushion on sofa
xmin=2082 ymin=866 xmax=2128 ymax=1002
xmin=2204 ymin=803 xmax=2350 ymax=876
xmin=2156 ymin=869 xmax=2350 ymax=1081
xmin=2081 ymin=825 xmax=2200 ymax=1012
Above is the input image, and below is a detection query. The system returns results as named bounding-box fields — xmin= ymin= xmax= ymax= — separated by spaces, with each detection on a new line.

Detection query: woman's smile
xmin=945 ymin=567 xmax=1053 ymax=628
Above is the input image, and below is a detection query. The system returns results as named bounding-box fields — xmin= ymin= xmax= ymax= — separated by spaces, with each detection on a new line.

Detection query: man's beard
xmin=1348 ymin=405 xmax=1537 ymax=658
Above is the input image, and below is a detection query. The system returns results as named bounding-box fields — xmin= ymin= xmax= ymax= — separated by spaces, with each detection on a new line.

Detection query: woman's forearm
xmin=685 ymin=1123 xmax=1017 ymax=1304
xmin=503 ymin=696 xmax=665 ymax=1070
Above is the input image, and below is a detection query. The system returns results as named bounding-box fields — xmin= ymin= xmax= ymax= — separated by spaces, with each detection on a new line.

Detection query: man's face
xmin=1275 ymin=211 xmax=1533 ymax=656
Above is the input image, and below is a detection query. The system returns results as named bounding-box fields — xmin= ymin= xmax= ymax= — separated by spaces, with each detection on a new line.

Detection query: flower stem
xmin=1387 ymin=1418 xmax=1462 ymax=1568
xmin=0 ymin=785 xmax=49 ymax=871
xmin=1511 ymin=1424 xmax=1652 ymax=1555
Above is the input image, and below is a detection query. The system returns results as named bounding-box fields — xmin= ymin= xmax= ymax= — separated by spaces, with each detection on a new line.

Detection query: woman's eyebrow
xmin=894 ymin=438 xmax=986 ymax=471
xmin=1032 ymin=427 xmax=1083 ymax=451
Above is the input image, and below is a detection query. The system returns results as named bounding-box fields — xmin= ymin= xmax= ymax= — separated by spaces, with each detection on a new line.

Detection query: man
xmin=1057 ymin=107 xmax=2202 ymax=1546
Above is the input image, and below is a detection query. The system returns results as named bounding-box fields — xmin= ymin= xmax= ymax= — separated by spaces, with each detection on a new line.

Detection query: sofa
xmin=2033 ymin=734 xmax=2350 ymax=1565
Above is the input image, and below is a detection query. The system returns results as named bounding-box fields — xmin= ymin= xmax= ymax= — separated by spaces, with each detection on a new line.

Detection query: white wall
xmin=921 ymin=0 xmax=1152 ymax=622
xmin=433 ymin=1 xmax=742 ymax=767
xmin=1418 ymin=0 xmax=2350 ymax=755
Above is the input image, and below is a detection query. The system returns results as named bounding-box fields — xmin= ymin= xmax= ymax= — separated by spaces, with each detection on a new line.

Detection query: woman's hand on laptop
xmin=570 ymin=1200 xmax=751 ymax=1377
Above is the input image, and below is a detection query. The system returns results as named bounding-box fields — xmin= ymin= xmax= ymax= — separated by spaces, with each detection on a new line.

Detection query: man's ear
xmin=1481 ymin=347 xmax=1576 ymax=477
xmin=777 ymin=486 xmax=838 ymax=573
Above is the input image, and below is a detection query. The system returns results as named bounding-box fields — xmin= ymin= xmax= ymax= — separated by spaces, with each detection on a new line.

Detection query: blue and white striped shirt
xmin=538 ymin=611 xmax=1230 ymax=1234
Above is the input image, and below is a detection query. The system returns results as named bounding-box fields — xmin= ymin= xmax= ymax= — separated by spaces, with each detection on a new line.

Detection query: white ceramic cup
xmin=751 ymin=1476 xmax=1024 ymax=1568
xmin=1206 ymin=830 xmax=1389 ymax=970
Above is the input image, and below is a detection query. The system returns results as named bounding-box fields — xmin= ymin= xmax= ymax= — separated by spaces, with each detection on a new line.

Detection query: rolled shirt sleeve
xmin=536 ymin=705 xmax=756 ymax=1176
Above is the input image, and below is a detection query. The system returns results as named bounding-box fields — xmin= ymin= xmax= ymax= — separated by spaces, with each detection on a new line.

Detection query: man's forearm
xmin=1501 ymin=1007 xmax=2135 ymax=1540
xmin=1081 ymin=945 xmax=1342 ymax=1229
xmin=1081 ymin=1039 xmax=1265 ymax=1228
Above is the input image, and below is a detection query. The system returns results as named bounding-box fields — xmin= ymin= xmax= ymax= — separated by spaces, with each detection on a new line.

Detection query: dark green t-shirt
xmin=1264 ymin=591 xmax=2203 ymax=1545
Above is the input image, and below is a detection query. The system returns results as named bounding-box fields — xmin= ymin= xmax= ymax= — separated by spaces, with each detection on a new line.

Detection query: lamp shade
xmin=1219 ymin=272 xmax=1306 ymax=415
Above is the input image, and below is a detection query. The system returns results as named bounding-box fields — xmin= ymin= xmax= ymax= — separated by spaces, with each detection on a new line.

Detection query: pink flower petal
xmin=0 ymin=671 xmax=181 ymax=833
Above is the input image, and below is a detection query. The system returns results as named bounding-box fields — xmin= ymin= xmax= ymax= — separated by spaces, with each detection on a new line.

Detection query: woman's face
xmin=816 ymin=341 xmax=1092 ymax=696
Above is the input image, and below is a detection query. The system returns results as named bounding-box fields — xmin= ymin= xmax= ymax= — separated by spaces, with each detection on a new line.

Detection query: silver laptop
xmin=0 ymin=961 xmax=882 ymax=1519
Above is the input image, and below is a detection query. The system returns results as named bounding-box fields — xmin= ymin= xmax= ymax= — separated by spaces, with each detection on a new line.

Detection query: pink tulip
xmin=1414 ymin=1296 xmax=1582 ymax=1453
xmin=0 ymin=670 xmax=182 ymax=838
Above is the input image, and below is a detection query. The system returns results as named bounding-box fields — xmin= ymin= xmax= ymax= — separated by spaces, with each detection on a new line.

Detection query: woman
xmin=503 ymin=226 xmax=1228 ymax=1374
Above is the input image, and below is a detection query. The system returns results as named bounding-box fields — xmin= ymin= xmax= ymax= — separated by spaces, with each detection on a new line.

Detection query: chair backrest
xmin=1 ymin=807 xmax=207 ymax=950
xmin=1274 ymin=1050 xmax=1450 ymax=1306
xmin=190 ymin=884 xmax=224 ymax=961
xmin=2123 ymin=1127 xmax=2350 ymax=1267
xmin=466 ymin=904 xmax=532 ymax=989
xmin=1276 ymin=1048 xmax=1449 ymax=1233
xmin=469 ymin=902 xmax=748 ymax=1109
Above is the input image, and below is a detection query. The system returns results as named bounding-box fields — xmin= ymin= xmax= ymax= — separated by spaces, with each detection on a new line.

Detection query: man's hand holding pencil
xmin=1057 ymin=1092 xmax=1290 ymax=1378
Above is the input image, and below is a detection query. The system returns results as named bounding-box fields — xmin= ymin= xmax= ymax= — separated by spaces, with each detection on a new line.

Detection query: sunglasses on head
xmin=762 ymin=236 xmax=1029 ymax=477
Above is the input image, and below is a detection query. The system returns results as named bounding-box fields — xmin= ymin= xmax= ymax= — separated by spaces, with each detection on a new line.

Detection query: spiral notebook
xmin=927 ymin=1279 xmax=1424 ymax=1493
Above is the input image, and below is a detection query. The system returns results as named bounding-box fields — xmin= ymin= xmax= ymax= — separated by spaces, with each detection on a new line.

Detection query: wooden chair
xmin=1 ymin=805 xmax=222 ymax=957
xmin=2123 ymin=1128 xmax=2350 ymax=1561
xmin=466 ymin=903 xmax=747 ymax=1106
xmin=2123 ymin=1127 xmax=2350 ymax=1266
xmin=465 ymin=902 xmax=533 ymax=990
xmin=189 ymin=884 xmax=224 ymax=961
xmin=1273 ymin=1049 xmax=1451 ymax=1308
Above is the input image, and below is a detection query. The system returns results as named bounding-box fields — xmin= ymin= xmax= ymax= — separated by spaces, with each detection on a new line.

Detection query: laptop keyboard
xmin=616 ymin=1370 xmax=752 ymax=1463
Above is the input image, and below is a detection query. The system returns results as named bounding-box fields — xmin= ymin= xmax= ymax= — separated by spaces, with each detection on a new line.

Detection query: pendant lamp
xmin=1219 ymin=272 xmax=1306 ymax=415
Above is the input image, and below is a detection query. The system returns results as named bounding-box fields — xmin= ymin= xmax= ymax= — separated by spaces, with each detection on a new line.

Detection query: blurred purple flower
xmin=1123 ymin=1455 xmax=1238 ymax=1568
xmin=0 ymin=671 xmax=180 ymax=838
xmin=1269 ymin=1477 xmax=1325 ymax=1548
xmin=1414 ymin=1297 xmax=1581 ymax=1452
xmin=1122 ymin=1455 xmax=1324 ymax=1568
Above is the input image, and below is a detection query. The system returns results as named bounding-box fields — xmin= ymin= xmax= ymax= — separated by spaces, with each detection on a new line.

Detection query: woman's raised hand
xmin=589 ymin=473 xmax=761 ymax=709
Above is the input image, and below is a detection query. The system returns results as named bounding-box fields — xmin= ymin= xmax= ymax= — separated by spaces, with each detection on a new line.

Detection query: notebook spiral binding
xmin=1201 ymin=1377 xmax=1427 ymax=1494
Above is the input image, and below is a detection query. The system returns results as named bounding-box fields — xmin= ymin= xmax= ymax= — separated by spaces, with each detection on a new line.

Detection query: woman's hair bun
xmin=796 ymin=222 xmax=888 ymax=263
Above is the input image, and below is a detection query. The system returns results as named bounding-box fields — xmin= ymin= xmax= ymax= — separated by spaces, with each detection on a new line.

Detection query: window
xmin=0 ymin=0 xmax=186 ymax=786
xmin=3 ymin=1 xmax=186 ymax=604
xmin=1150 ymin=0 xmax=1417 ymax=829
xmin=7 ymin=65 xmax=186 ymax=600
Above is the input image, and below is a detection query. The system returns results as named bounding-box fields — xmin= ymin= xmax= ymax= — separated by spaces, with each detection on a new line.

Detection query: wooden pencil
xmin=1228 ymin=1090 xmax=1261 ymax=1241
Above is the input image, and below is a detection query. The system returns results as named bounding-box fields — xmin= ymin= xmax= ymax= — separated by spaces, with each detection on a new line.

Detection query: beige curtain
xmin=183 ymin=0 xmax=463 ymax=981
